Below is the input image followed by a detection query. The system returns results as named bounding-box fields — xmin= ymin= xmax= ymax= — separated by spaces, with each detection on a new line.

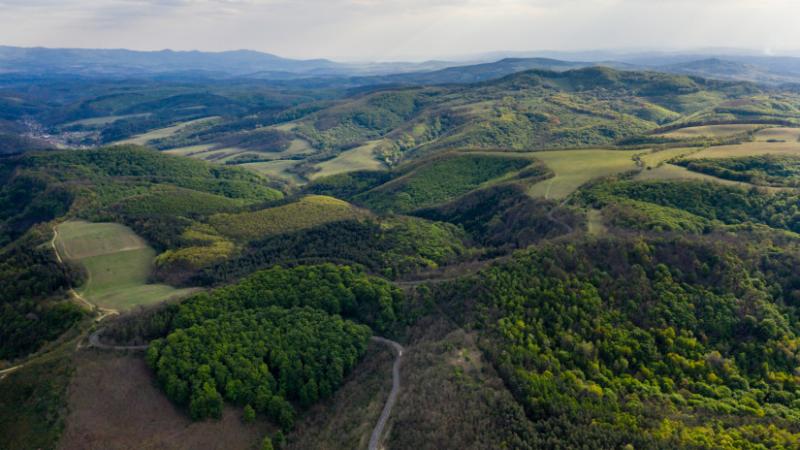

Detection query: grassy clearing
xmin=56 ymin=221 xmax=195 ymax=311
xmin=586 ymin=209 xmax=607 ymax=236
xmin=242 ymin=160 xmax=305 ymax=184
xmin=164 ymin=146 xmax=247 ymax=162
xmin=527 ymin=149 xmax=640 ymax=199
xmin=639 ymin=147 xmax=702 ymax=169
xmin=680 ymin=128 xmax=800 ymax=160
xmin=635 ymin=163 xmax=790 ymax=194
xmin=753 ymin=127 xmax=800 ymax=142
xmin=118 ymin=117 xmax=219 ymax=146
xmin=312 ymin=140 xmax=386 ymax=179
xmin=635 ymin=164 xmax=748 ymax=185
xmin=62 ymin=113 xmax=150 ymax=128
xmin=162 ymin=144 xmax=217 ymax=156
xmin=658 ymin=124 xmax=763 ymax=139
xmin=210 ymin=195 xmax=370 ymax=241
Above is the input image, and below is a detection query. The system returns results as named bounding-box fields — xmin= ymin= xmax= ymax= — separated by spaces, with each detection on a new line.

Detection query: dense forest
xmin=445 ymin=236 xmax=800 ymax=448
xmin=145 ymin=264 xmax=404 ymax=427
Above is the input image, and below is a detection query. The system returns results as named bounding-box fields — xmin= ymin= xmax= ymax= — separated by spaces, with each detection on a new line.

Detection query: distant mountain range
xmin=4 ymin=46 xmax=800 ymax=87
xmin=0 ymin=46 xmax=454 ymax=79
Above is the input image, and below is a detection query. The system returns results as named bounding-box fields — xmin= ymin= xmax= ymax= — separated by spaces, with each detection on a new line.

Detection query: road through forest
xmin=367 ymin=337 xmax=404 ymax=450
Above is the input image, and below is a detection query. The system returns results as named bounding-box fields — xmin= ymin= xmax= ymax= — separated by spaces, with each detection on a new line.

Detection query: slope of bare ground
xmin=58 ymin=351 xmax=272 ymax=450
xmin=385 ymin=317 xmax=537 ymax=450
xmin=285 ymin=340 xmax=395 ymax=450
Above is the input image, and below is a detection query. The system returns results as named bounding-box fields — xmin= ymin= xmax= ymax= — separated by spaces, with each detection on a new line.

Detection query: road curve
xmin=368 ymin=336 xmax=404 ymax=450
xmin=87 ymin=328 xmax=149 ymax=351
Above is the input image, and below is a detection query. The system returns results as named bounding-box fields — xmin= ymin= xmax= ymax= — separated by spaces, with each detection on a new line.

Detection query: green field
xmin=55 ymin=221 xmax=196 ymax=311
xmin=119 ymin=116 xmax=220 ymax=146
xmin=312 ymin=141 xmax=386 ymax=179
xmin=679 ymin=127 xmax=800 ymax=160
xmin=658 ymin=124 xmax=763 ymax=139
xmin=62 ymin=113 xmax=151 ymax=128
xmin=164 ymin=145 xmax=247 ymax=162
xmin=241 ymin=159 xmax=305 ymax=184
xmin=639 ymin=147 xmax=702 ymax=169
xmin=527 ymin=149 xmax=640 ymax=199
xmin=209 ymin=195 xmax=370 ymax=241
xmin=634 ymin=163 xmax=745 ymax=185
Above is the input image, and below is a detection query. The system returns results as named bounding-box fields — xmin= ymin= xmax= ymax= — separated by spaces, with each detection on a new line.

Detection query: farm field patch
xmin=527 ymin=149 xmax=640 ymax=199
xmin=657 ymin=124 xmax=763 ymax=139
xmin=312 ymin=140 xmax=386 ymax=179
xmin=118 ymin=116 xmax=219 ymax=146
xmin=55 ymin=221 xmax=196 ymax=311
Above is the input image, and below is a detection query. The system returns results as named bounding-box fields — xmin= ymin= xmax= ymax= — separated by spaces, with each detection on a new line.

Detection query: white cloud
xmin=0 ymin=0 xmax=798 ymax=60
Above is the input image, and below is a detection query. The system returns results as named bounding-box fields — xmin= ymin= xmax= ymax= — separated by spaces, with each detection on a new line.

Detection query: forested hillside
xmin=5 ymin=63 xmax=800 ymax=450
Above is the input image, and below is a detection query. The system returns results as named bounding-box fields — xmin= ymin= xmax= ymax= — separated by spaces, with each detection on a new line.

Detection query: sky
xmin=0 ymin=0 xmax=798 ymax=61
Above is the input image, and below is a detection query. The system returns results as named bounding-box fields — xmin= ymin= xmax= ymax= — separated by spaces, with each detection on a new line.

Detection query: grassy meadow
xmin=312 ymin=141 xmax=386 ymax=179
xmin=118 ymin=116 xmax=220 ymax=146
xmin=242 ymin=160 xmax=305 ymax=184
xmin=56 ymin=221 xmax=196 ymax=311
xmin=657 ymin=124 xmax=763 ymax=139
xmin=680 ymin=127 xmax=800 ymax=160
xmin=526 ymin=149 xmax=640 ymax=199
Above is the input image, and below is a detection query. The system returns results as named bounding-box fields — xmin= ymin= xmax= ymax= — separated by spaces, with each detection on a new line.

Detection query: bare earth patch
xmin=58 ymin=351 xmax=272 ymax=450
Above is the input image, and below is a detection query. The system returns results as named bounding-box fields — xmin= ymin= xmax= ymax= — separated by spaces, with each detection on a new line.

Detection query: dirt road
xmin=368 ymin=337 xmax=404 ymax=450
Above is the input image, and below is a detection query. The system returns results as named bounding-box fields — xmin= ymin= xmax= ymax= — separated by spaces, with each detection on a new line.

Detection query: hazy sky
xmin=0 ymin=0 xmax=798 ymax=61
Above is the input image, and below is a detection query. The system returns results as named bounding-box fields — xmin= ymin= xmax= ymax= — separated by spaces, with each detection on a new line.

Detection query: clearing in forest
xmin=313 ymin=141 xmax=386 ymax=179
xmin=55 ymin=221 xmax=195 ymax=311
xmin=527 ymin=149 xmax=640 ymax=199
xmin=118 ymin=116 xmax=219 ymax=146
xmin=680 ymin=127 xmax=800 ymax=160
xmin=657 ymin=124 xmax=763 ymax=139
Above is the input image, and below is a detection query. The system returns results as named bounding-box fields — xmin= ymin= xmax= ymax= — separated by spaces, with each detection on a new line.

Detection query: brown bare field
xmin=385 ymin=317 xmax=536 ymax=450
xmin=58 ymin=351 xmax=273 ymax=450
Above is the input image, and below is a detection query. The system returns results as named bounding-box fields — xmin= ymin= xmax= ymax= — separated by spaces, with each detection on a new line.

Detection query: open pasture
xmin=639 ymin=147 xmax=702 ymax=169
xmin=657 ymin=124 xmax=763 ymax=139
xmin=635 ymin=163 xmax=745 ymax=185
xmin=526 ymin=149 xmax=640 ymax=199
xmin=55 ymin=221 xmax=196 ymax=311
xmin=312 ymin=140 xmax=386 ymax=179
xmin=681 ymin=127 xmax=800 ymax=160
xmin=118 ymin=116 xmax=219 ymax=146
xmin=241 ymin=159 xmax=305 ymax=184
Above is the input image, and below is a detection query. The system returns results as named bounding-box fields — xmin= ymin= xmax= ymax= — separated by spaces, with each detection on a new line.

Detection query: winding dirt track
xmin=368 ymin=337 xmax=404 ymax=450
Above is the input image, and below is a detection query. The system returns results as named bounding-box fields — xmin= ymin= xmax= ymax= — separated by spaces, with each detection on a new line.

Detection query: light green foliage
xmin=110 ymin=186 xmax=244 ymax=217
xmin=468 ymin=238 xmax=800 ymax=448
xmin=209 ymin=195 xmax=370 ymax=241
xmin=677 ymin=154 xmax=800 ymax=187
xmin=583 ymin=179 xmax=800 ymax=234
xmin=355 ymin=154 xmax=532 ymax=212
xmin=176 ymin=264 xmax=405 ymax=335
